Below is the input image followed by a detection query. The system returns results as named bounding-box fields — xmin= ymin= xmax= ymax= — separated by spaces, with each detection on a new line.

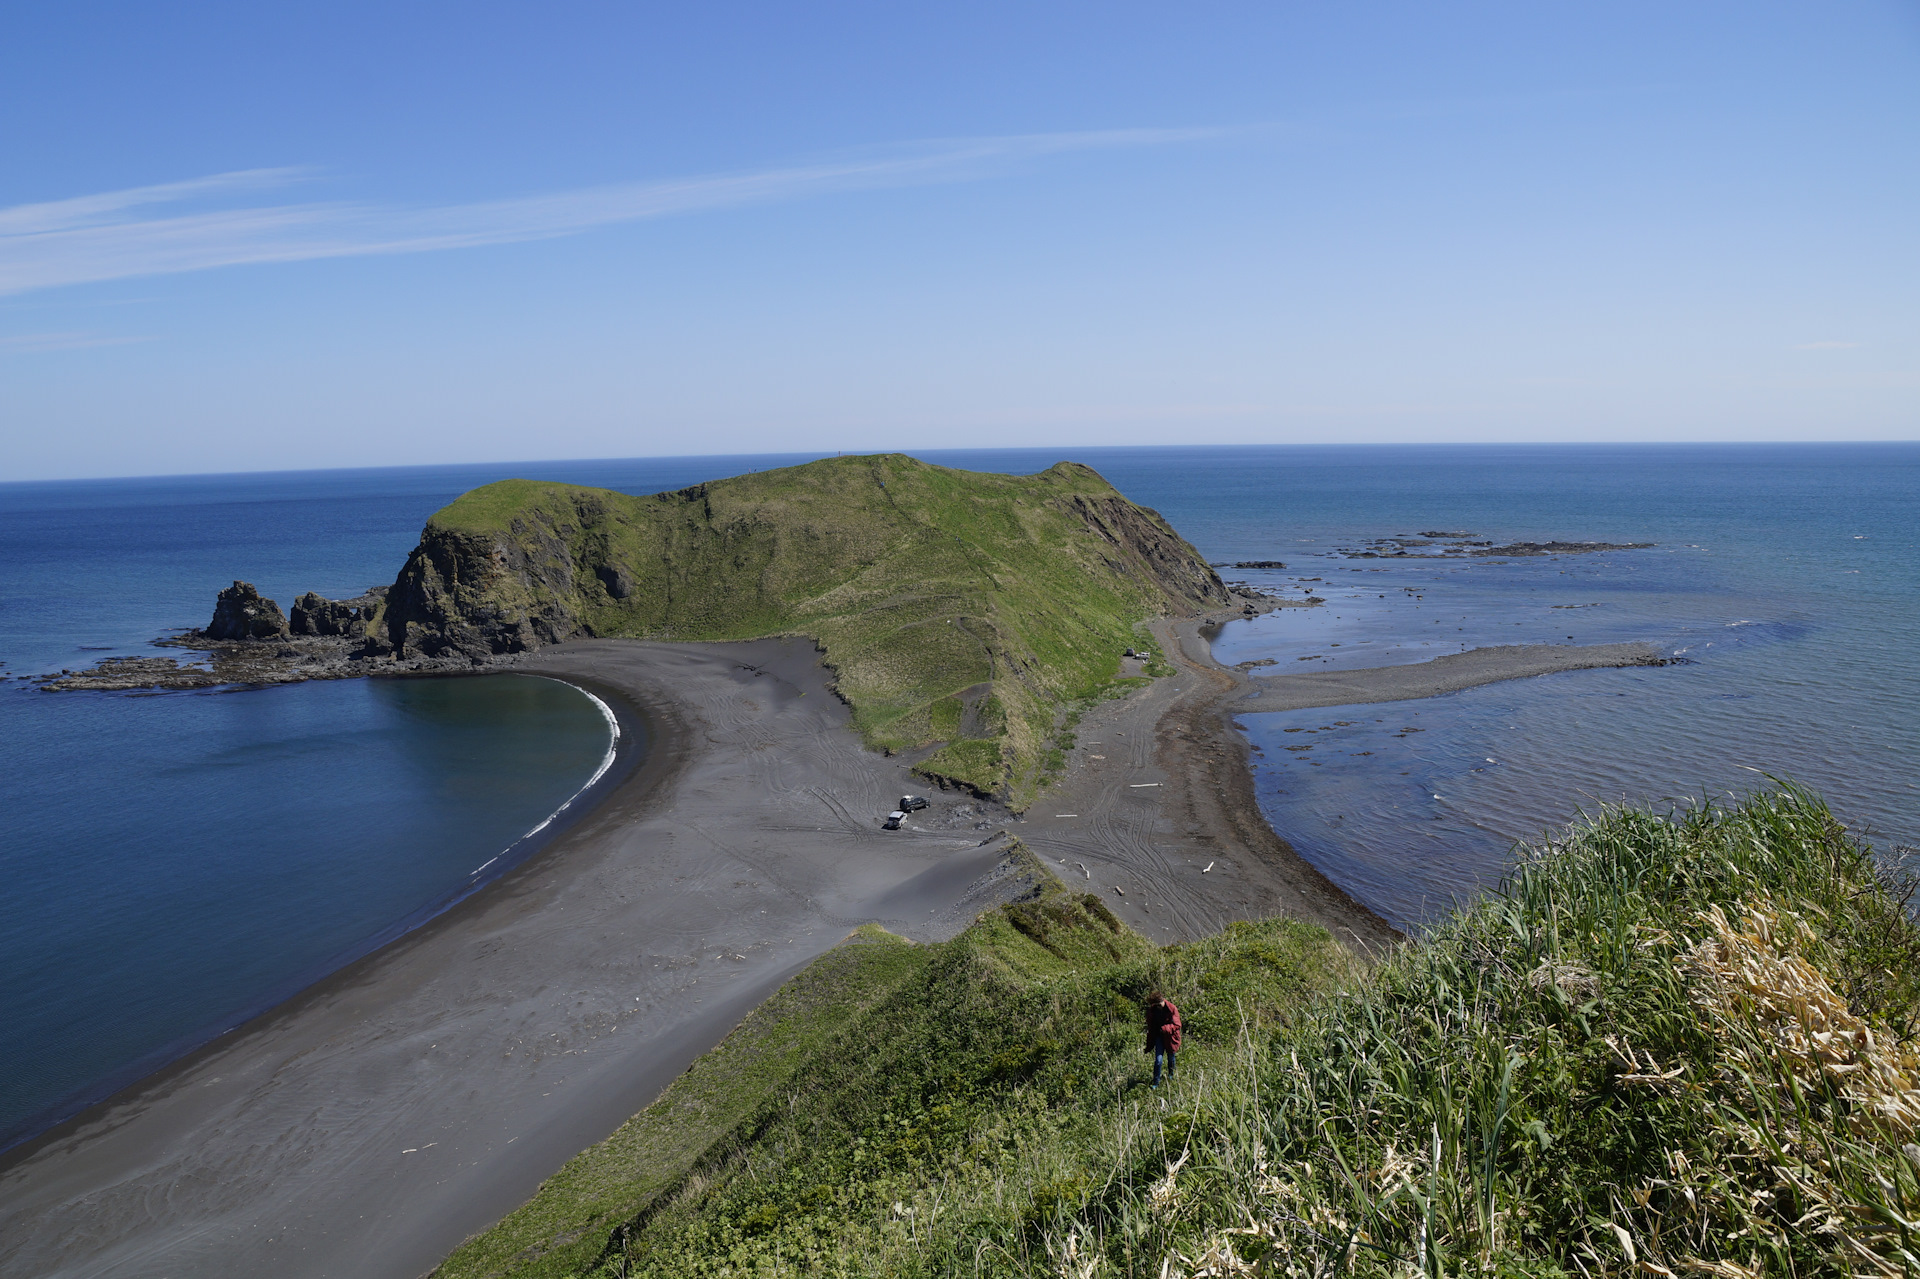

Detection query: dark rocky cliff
xmin=375 ymin=521 xmax=584 ymax=660
xmin=290 ymin=587 xmax=385 ymax=638
xmin=206 ymin=581 xmax=289 ymax=641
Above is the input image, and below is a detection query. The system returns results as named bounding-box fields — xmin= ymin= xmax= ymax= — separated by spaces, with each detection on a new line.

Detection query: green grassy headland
xmin=370 ymin=455 xmax=1225 ymax=807
xmin=435 ymin=788 xmax=1920 ymax=1278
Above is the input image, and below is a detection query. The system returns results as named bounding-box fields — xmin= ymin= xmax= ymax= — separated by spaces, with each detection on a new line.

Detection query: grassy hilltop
xmin=369 ymin=454 xmax=1226 ymax=805
xmin=435 ymin=788 xmax=1920 ymax=1278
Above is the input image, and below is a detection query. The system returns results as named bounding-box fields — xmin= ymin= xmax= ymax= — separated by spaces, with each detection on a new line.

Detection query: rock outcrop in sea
xmin=1339 ymin=534 xmax=1656 ymax=559
xmin=206 ymin=581 xmax=289 ymax=640
xmin=290 ymin=588 xmax=385 ymax=638
xmin=42 ymin=584 xmax=402 ymax=693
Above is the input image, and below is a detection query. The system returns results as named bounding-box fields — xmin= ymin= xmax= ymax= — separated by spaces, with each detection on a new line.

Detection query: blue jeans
xmin=1153 ymin=1042 xmax=1176 ymax=1085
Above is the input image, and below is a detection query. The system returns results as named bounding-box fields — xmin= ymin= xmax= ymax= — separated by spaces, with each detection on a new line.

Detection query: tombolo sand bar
xmin=0 ymin=627 xmax=1666 ymax=1279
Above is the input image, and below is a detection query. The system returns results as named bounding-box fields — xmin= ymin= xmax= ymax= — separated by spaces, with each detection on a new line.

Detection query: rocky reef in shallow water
xmin=1469 ymin=539 xmax=1656 ymax=557
xmin=290 ymin=587 xmax=385 ymax=638
xmin=39 ymin=584 xmax=429 ymax=692
xmin=1339 ymin=534 xmax=1656 ymax=559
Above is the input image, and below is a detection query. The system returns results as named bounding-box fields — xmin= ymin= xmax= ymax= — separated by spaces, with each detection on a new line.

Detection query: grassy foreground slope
xmin=432 ymin=848 xmax=1355 ymax=1279
xmin=440 ymin=789 xmax=1920 ymax=1278
xmin=370 ymin=455 xmax=1225 ymax=805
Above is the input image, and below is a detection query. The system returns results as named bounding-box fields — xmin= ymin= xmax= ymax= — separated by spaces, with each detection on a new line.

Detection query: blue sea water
xmin=0 ymin=675 xmax=617 ymax=1150
xmin=1150 ymin=444 xmax=1920 ymax=930
xmin=1 ymin=443 xmax=1914 ymax=1149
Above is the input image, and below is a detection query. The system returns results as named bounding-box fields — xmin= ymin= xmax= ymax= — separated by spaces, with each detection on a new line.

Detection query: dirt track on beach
xmin=0 ymin=629 xmax=1667 ymax=1279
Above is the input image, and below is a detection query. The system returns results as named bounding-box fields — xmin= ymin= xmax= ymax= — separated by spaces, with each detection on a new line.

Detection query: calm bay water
xmin=1 ymin=443 xmax=1913 ymax=1148
xmin=0 ymin=675 xmax=616 ymax=1150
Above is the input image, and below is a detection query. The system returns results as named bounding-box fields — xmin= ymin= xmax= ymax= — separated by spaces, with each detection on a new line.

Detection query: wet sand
xmin=1014 ymin=622 xmax=1667 ymax=952
xmin=0 ymin=630 xmax=1667 ymax=1278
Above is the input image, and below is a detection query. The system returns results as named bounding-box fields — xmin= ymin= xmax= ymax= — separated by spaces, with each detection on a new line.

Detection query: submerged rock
xmin=1470 ymin=540 xmax=1654 ymax=557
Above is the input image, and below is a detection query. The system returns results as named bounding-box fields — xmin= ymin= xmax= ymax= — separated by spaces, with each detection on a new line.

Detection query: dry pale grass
xmin=1687 ymin=897 xmax=1920 ymax=1140
xmin=1665 ymin=896 xmax=1920 ymax=1277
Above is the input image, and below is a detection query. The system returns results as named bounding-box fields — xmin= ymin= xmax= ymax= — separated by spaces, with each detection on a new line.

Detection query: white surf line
xmin=468 ymin=676 xmax=622 ymax=876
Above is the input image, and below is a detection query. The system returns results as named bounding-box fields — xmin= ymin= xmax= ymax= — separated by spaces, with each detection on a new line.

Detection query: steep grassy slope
xmin=433 ymin=850 xmax=1356 ymax=1279
xmin=438 ymin=787 xmax=1920 ymax=1278
xmin=369 ymin=455 xmax=1226 ymax=804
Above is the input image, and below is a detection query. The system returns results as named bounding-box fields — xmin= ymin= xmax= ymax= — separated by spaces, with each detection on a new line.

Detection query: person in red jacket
xmin=1144 ymin=992 xmax=1182 ymax=1087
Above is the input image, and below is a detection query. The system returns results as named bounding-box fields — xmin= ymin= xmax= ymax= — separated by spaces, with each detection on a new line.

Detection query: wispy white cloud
xmin=0 ymin=330 xmax=155 ymax=352
xmin=0 ymin=129 xmax=1222 ymax=297
xmin=0 ymin=169 xmax=312 ymax=237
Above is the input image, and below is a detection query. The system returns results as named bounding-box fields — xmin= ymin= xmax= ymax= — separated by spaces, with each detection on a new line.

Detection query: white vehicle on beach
xmin=881 ymin=810 xmax=907 ymax=830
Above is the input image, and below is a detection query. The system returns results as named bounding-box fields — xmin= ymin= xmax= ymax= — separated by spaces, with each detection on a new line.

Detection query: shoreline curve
xmin=0 ymin=670 xmax=645 ymax=1161
xmin=0 ymin=630 xmax=1676 ymax=1279
xmin=0 ymin=639 xmax=1048 ymax=1279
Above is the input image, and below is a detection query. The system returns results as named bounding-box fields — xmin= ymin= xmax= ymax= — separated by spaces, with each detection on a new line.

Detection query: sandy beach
xmin=1012 ymin=617 xmax=1666 ymax=952
xmin=0 ymin=640 xmax=1036 ymax=1279
xmin=0 ymin=628 xmax=1667 ymax=1279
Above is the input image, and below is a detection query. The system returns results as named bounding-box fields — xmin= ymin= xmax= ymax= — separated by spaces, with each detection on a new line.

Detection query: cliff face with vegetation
xmin=367 ymin=454 xmax=1227 ymax=802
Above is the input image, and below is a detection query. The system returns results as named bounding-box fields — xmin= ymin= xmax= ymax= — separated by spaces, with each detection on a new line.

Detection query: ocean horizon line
xmin=5 ymin=437 xmax=1918 ymax=491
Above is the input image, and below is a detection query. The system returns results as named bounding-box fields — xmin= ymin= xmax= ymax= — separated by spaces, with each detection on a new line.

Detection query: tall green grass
xmin=588 ymin=888 xmax=1353 ymax=1279
xmin=465 ymin=787 xmax=1920 ymax=1278
xmin=1110 ymin=784 xmax=1920 ymax=1279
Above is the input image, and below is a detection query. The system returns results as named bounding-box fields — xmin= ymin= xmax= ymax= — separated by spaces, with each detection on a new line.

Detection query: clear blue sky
xmin=3 ymin=2 xmax=1915 ymax=479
